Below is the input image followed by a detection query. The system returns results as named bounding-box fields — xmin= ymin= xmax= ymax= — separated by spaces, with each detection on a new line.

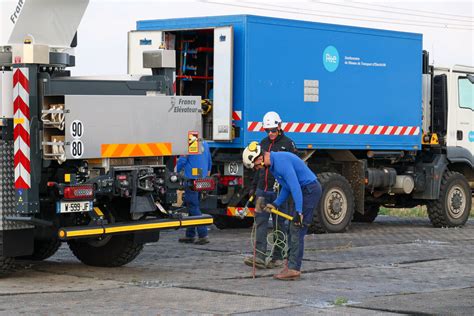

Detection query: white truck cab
xmin=441 ymin=66 xmax=474 ymax=165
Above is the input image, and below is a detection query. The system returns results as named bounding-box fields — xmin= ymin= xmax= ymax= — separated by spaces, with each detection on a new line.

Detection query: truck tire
xmin=68 ymin=234 xmax=144 ymax=267
xmin=353 ymin=204 xmax=379 ymax=223
xmin=309 ymin=172 xmax=354 ymax=234
xmin=0 ymin=256 xmax=13 ymax=277
xmin=427 ymin=171 xmax=471 ymax=228
xmin=20 ymin=238 xmax=62 ymax=261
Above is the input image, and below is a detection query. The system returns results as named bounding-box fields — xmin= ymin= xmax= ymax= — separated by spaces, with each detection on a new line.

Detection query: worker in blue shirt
xmin=177 ymin=140 xmax=212 ymax=245
xmin=244 ymin=111 xmax=297 ymax=270
xmin=243 ymin=142 xmax=322 ymax=280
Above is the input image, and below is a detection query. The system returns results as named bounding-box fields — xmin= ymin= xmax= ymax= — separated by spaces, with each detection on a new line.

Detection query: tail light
xmin=63 ymin=185 xmax=94 ymax=200
xmin=192 ymin=178 xmax=216 ymax=192
xmin=219 ymin=175 xmax=242 ymax=186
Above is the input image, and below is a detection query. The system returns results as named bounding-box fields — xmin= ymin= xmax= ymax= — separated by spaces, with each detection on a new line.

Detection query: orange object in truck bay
xmin=101 ymin=143 xmax=172 ymax=158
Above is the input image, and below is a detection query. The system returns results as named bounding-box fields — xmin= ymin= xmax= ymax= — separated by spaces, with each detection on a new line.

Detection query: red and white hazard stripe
xmin=232 ymin=111 xmax=242 ymax=121
xmin=13 ymin=68 xmax=31 ymax=189
xmin=247 ymin=121 xmax=420 ymax=136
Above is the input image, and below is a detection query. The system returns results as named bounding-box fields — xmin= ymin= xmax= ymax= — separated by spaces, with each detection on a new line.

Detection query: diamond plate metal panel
xmin=0 ymin=140 xmax=30 ymax=230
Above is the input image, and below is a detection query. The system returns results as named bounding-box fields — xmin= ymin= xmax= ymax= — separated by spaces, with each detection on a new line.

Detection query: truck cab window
xmin=458 ymin=77 xmax=474 ymax=110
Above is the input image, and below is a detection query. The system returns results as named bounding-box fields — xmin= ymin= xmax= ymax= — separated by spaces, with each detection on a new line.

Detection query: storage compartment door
xmin=212 ymin=26 xmax=234 ymax=141
xmin=128 ymin=31 xmax=163 ymax=75
xmin=0 ymin=70 xmax=13 ymax=118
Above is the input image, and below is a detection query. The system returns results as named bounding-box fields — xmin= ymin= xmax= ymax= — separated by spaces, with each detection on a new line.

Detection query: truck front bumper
xmin=58 ymin=215 xmax=213 ymax=240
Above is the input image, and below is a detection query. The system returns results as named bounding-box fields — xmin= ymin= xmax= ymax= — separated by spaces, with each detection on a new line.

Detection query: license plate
xmin=57 ymin=201 xmax=92 ymax=213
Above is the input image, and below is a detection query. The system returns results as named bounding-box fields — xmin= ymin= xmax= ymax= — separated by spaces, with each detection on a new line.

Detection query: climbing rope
xmin=249 ymin=211 xmax=289 ymax=278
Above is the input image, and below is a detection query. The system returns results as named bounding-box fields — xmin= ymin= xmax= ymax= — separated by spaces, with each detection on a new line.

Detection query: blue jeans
xmin=184 ymin=188 xmax=208 ymax=238
xmin=288 ymin=181 xmax=322 ymax=271
xmin=255 ymin=189 xmax=287 ymax=261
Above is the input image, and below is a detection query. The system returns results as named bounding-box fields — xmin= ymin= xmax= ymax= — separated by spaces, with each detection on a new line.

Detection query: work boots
xmin=179 ymin=237 xmax=210 ymax=245
xmin=244 ymin=256 xmax=267 ymax=269
xmin=266 ymin=259 xmax=284 ymax=269
xmin=178 ymin=237 xmax=195 ymax=243
xmin=273 ymin=268 xmax=301 ymax=280
xmin=194 ymin=237 xmax=210 ymax=245
xmin=244 ymin=257 xmax=284 ymax=269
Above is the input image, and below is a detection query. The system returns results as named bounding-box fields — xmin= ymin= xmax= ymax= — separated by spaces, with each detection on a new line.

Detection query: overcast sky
xmin=3 ymin=0 xmax=474 ymax=75
xmin=72 ymin=0 xmax=473 ymax=75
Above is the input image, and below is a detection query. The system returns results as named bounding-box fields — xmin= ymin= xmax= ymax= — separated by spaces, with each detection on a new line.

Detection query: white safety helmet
xmin=242 ymin=141 xmax=262 ymax=169
xmin=262 ymin=111 xmax=282 ymax=129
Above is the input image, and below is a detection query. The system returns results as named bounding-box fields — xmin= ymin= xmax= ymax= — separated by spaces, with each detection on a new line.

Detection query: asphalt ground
xmin=0 ymin=216 xmax=473 ymax=315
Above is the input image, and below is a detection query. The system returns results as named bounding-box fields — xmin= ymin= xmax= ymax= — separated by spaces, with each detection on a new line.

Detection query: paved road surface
xmin=1 ymin=216 xmax=473 ymax=315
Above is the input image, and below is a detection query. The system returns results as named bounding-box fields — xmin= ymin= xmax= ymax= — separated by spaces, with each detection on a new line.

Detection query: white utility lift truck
xmin=0 ymin=0 xmax=213 ymax=276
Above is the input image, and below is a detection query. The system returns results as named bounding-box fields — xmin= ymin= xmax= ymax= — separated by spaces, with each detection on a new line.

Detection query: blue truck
xmin=129 ymin=15 xmax=474 ymax=233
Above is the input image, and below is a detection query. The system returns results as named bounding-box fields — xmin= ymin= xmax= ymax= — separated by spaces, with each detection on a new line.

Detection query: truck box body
xmin=136 ymin=15 xmax=423 ymax=150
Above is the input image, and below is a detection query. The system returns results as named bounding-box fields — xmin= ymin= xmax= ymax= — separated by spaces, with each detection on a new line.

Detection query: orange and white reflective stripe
xmin=13 ymin=68 xmax=31 ymax=189
xmin=101 ymin=142 xmax=172 ymax=158
xmin=248 ymin=121 xmax=420 ymax=136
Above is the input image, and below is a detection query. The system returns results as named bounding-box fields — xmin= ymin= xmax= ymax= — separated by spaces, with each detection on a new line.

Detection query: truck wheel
xmin=0 ymin=256 xmax=14 ymax=277
xmin=68 ymin=234 xmax=144 ymax=267
xmin=20 ymin=238 xmax=61 ymax=261
xmin=427 ymin=171 xmax=471 ymax=228
xmin=353 ymin=204 xmax=379 ymax=223
xmin=309 ymin=172 xmax=354 ymax=234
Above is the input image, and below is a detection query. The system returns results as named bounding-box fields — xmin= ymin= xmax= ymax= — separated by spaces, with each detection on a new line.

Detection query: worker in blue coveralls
xmin=244 ymin=111 xmax=297 ymax=270
xmin=177 ymin=139 xmax=212 ymax=245
xmin=242 ymin=142 xmax=322 ymax=280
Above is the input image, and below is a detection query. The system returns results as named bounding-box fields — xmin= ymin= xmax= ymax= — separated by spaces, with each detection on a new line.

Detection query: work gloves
xmin=293 ymin=213 xmax=304 ymax=227
xmin=263 ymin=203 xmax=304 ymax=227
xmin=264 ymin=203 xmax=276 ymax=213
